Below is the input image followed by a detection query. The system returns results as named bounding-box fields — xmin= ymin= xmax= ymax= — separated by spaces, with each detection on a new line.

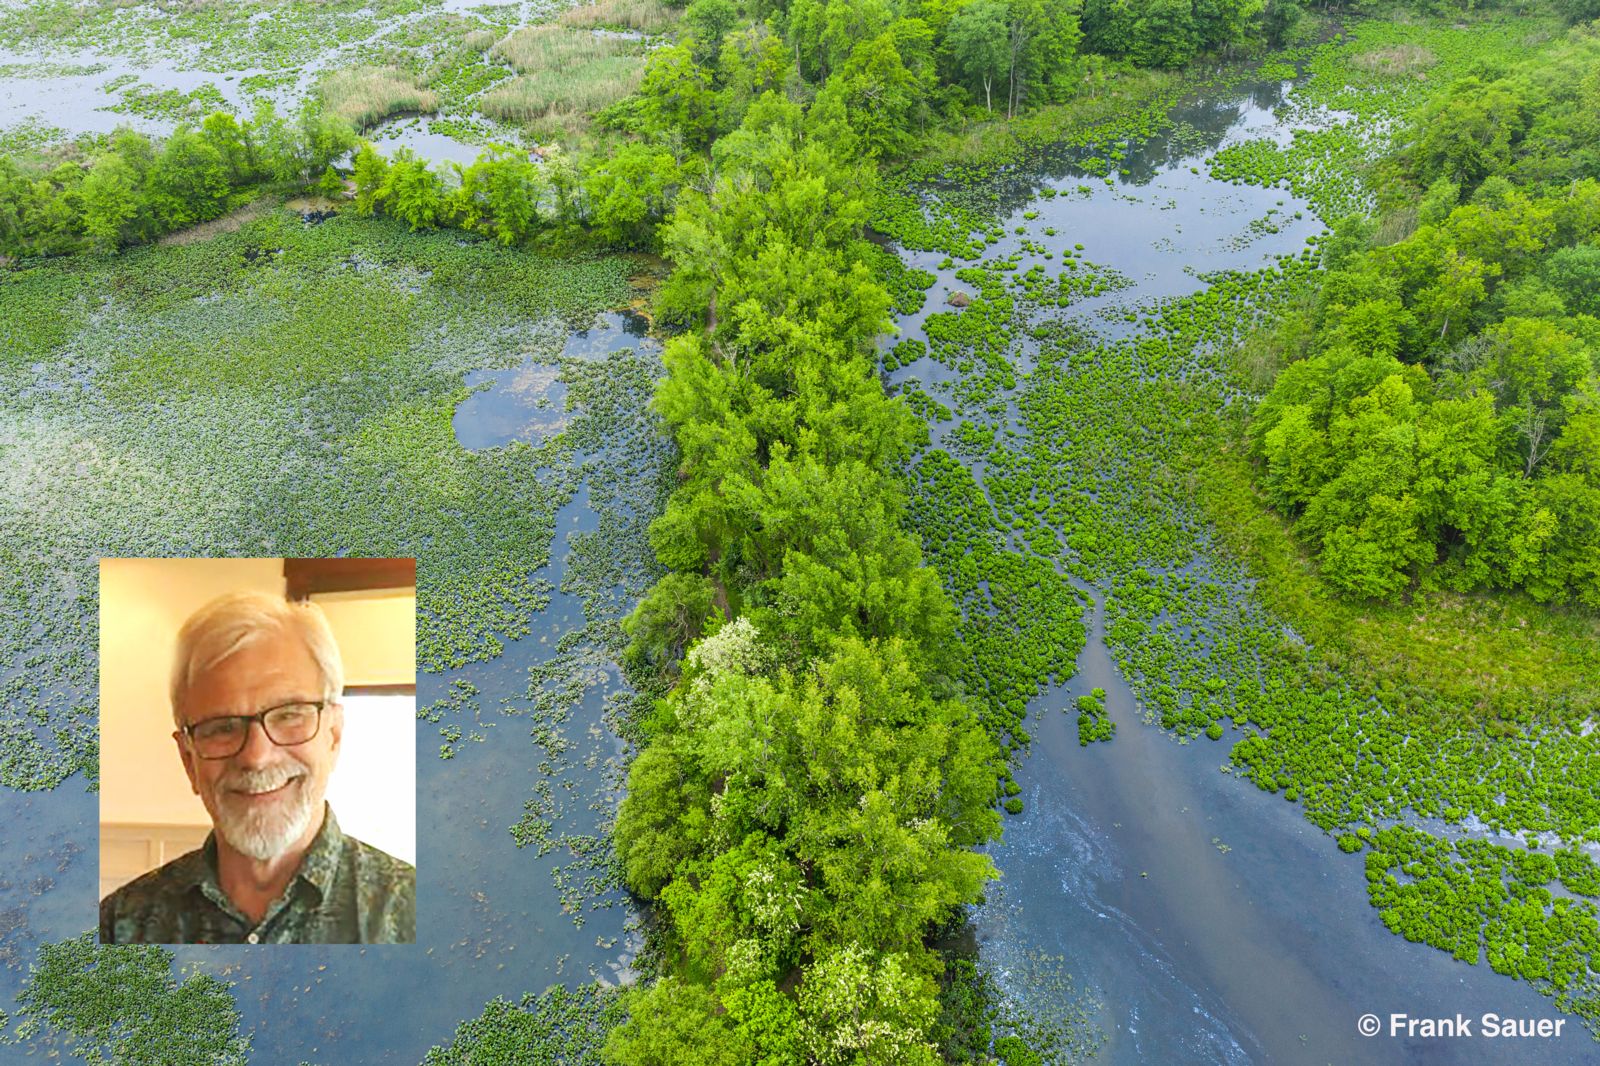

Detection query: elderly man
xmin=100 ymin=591 xmax=415 ymax=944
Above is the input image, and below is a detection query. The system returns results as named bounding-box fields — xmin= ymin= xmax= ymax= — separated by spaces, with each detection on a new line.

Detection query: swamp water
xmin=0 ymin=310 xmax=664 ymax=1064
xmin=884 ymin=73 xmax=1576 ymax=1065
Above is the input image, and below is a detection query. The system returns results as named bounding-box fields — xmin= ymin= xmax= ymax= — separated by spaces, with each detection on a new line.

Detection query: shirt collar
xmin=184 ymin=802 xmax=345 ymax=901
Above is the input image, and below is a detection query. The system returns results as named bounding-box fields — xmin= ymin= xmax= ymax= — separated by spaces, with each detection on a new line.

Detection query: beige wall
xmin=311 ymin=587 xmax=416 ymax=686
xmin=99 ymin=559 xmax=416 ymax=829
xmin=100 ymin=558 xmax=284 ymax=827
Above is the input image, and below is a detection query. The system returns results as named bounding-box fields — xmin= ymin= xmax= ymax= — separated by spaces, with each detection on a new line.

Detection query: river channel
xmin=883 ymin=71 xmax=1578 ymax=1065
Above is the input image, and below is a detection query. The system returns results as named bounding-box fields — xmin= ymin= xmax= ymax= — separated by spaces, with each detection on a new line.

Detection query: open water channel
xmin=883 ymin=72 xmax=1580 ymax=1066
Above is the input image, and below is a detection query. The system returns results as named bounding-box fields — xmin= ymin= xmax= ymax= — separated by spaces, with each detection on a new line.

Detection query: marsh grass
xmin=1350 ymin=44 xmax=1438 ymax=75
xmin=320 ymin=65 xmax=438 ymax=129
xmin=491 ymin=24 xmax=638 ymax=73
xmin=483 ymin=28 xmax=643 ymax=132
xmin=557 ymin=0 xmax=675 ymax=34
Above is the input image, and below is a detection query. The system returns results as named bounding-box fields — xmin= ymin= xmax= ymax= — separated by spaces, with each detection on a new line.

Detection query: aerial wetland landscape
xmin=1 ymin=0 xmax=1599 ymax=1061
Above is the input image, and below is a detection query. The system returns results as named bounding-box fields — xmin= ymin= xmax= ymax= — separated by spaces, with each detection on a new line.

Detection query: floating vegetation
xmin=881 ymin=14 xmax=1600 ymax=1036
xmin=1204 ymin=19 xmax=1557 ymax=221
xmin=2 ymin=933 xmax=250 ymax=1063
xmin=0 ymin=209 xmax=636 ymax=790
xmin=1075 ymin=688 xmax=1114 ymax=745
xmin=107 ymin=81 xmax=229 ymax=123
xmin=422 ymin=983 xmax=624 ymax=1065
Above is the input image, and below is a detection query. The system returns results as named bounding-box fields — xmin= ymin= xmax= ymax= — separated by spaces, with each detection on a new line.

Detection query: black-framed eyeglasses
xmin=181 ymin=700 xmax=325 ymax=760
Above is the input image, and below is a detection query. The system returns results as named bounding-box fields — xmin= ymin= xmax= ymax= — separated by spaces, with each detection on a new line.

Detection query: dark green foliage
xmin=1246 ymin=33 xmax=1600 ymax=606
xmin=947 ymin=1 xmax=1009 ymax=113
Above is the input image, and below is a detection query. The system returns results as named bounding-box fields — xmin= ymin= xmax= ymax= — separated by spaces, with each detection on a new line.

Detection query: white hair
xmin=170 ymin=591 xmax=344 ymax=726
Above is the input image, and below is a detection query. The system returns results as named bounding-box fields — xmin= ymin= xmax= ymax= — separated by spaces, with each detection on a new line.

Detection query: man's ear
xmin=174 ymin=729 xmax=201 ymax=795
xmin=326 ymin=701 xmax=344 ymax=761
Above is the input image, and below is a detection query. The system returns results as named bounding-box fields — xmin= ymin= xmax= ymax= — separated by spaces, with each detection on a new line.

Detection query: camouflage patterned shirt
xmin=99 ymin=804 xmax=414 ymax=944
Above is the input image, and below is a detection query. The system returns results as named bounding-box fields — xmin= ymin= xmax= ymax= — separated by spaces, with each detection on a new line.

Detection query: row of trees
xmin=603 ymin=0 xmax=1300 ymax=157
xmin=602 ymin=87 xmax=1005 ymax=1063
xmin=0 ymin=101 xmax=354 ymax=257
xmin=0 ymin=0 xmax=1332 ymax=260
xmin=346 ymin=140 xmax=686 ymax=248
xmin=1250 ymin=30 xmax=1600 ymax=605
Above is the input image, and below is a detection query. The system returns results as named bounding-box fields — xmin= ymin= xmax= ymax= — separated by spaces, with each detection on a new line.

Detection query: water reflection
xmin=454 ymin=311 xmax=654 ymax=451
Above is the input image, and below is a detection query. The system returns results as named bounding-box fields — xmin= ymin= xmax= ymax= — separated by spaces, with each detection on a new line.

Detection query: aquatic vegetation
xmin=873 ymin=15 xmax=1600 ymax=1040
xmin=1204 ymin=18 xmax=1561 ymax=221
xmin=0 ymin=210 xmax=635 ymax=791
xmin=108 ymin=81 xmax=230 ymax=123
xmin=319 ymin=65 xmax=439 ymax=130
xmin=1365 ymin=826 xmax=1600 ymax=1029
xmin=1075 ymin=688 xmax=1114 ymax=745
xmin=2 ymin=933 xmax=250 ymax=1063
xmin=423 ymin=984 xmax=625 ymax=1065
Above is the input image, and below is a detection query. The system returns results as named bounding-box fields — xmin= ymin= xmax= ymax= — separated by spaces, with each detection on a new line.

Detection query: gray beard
xmin=213 ymin=761 xmax=316 ymax=861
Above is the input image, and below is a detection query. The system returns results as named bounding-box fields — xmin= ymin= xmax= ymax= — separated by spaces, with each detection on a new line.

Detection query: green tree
xmin=797 ymin=944 xmax=941 ymax=1066
xmin=947 ymin=0 xmax=1008 ymax=112
xmin=622 ymin=570 xmax=719 ymax=673
xmin=603 ymin=979 xmax=752 ymax=1066
xmin=453 ymin=144 xmax=545 ymax=245
xmin=816 ymin=29 xmax=925 ymax=159
xmin=1129 ymin=0 xmax=1199 ymax=69
xmin=717 ymin=24 xmax=794 ymax=130
xmin=1543 ymin=243 xmax=1600 ymax=318
xmin=76 ymin=153 xmax=141 ymax=251
xmin=638 ymin=42 xmax=719 ymax=148
xmin=1413 ymin=77 xmax=1530 ymax=192
xmin=350 ymin=140 xmax=390 ymax=216
xmin=317 ymin=164 xmax=343 ymax=199
xmin=375 ymin=148 xmax=447 ymax=230
xmin=145 ymin=125 xmax=229 ymax=230
xmin=584 ymin=141 xmax=681 ymax=248
xmin=684 ymin=0 xmax=739 ymax=64
xmin=200 ymin=111 xmax=257 ymax=184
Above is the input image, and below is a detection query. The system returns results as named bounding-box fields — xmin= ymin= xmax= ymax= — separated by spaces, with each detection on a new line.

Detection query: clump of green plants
xmin=1075 ymin=687 xmax=1114 ymax=745
xmin=4 ymin=934 xmax=250 ymax=1062
xmin=424 ymin=984 xmax=625 ymax=1064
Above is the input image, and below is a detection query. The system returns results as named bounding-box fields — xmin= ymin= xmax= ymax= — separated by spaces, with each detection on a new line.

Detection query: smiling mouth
xmin=232 ymin=778 xmax=301 ymax=800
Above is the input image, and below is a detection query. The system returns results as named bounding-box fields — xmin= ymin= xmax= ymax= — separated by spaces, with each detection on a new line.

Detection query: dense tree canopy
xmin=1251 ymin=31 xmax=1600 ymax=605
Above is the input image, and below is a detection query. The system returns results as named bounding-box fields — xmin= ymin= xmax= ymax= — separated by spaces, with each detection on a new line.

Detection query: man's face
xmin=175 ymin=632 xmax=342 ymax=862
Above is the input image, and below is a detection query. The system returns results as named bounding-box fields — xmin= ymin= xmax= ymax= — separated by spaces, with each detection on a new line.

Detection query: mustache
xmin=218 ymin=760 xmax=308 ymax=796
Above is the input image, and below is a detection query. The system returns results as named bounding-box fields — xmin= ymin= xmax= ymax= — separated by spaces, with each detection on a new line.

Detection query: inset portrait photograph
xmin=99 ymin=558 xmax=417 ymax=944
